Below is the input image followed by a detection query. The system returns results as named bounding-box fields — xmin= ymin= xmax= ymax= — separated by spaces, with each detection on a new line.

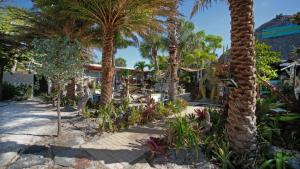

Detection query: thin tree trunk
xmin=226 ymin=0 xmax=257 ymax=164
xmin=66 ymin=78 xmax=76 ymax=102
xmin=57 ymin=85 xmax=61 ymax=136
xmin=152 ymin=48 xmax=159 ymax=72
xmin=0 ymin=65 xmax=4 ymax=100
xmin=100 ymin=27 xmax=115 ymax=106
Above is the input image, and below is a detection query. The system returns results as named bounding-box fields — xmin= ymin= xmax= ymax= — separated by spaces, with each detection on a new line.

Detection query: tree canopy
xmin=255 ymin=41 xmax=281 ymax=81
xmin=32 ymin=37 xmax=87 ymax=86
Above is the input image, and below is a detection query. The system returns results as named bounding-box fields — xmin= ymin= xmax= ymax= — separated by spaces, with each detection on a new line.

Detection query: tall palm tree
xmin=167 ymin=0 xmax=180 ymax=102
xmin=69 ymin=0 xmax=175 ymax=106
xmin=192 ymin=0 xmax=257 ymax=161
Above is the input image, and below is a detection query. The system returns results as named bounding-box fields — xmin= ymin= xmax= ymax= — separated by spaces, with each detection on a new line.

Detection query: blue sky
xmin=4 ymin=0 xmax=300 ymax=67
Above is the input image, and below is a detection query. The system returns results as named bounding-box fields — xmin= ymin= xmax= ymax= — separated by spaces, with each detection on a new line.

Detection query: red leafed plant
xmin=143 ymin=98 xmax=156 ymax=123
xmin=194 ymin=108 xmax=207 ymax=120
xmin=146 ymin=137 xmax=168 ymax=159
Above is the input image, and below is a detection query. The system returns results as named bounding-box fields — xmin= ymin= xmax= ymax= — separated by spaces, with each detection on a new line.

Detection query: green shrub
xmin=155 ymin=102 xmax=170 ymax=117
xmin=208 ymin=108 xmax=225 ymax=134
xmin=128 ymin=106 xmax=143 ymax=125
xmin=212 ymin=141 xmax=234 ymax=169
xmin=174 ymin=99 xmax=188 ymax=111
xmin=97 ymin=102 xmax=116 ymax=132
xmin=2 ymin=82 xmax=32 ymax=100
xmin=167 ymin=116 xmax=200 ymax=151
xmin=260 ymin=151 xmax=293 ymax=169
xmin=40 ymin=93 xmax=55 ymax=103
xmin=2 ymin=82 xmax=18 ymax=100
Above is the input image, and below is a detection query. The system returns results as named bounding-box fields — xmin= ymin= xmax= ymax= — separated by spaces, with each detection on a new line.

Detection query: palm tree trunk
xmin=168 ymin=45 xmax=178 ymax=101
xmin=57 ymin=84 xmax=61 ymax=136
xmin=152 ymin=48 xmax=159 ymax=72
xmin=100 ymin=27 xmax=115 ymax=106
xmin=168 ymin=16 xmax=179 ymax=102
xmin=225 ymin=0 xmax=257 ymax=162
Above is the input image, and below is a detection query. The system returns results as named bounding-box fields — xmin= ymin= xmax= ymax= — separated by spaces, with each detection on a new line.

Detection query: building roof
xmin=84 ymin=63 xmax=148 ymax=73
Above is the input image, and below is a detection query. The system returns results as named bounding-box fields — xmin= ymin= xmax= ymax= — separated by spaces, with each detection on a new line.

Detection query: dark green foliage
xmin=2 ymin=82 xmax=32 ymax=100
xmin=260 ymin=151 xmax=293 ymax=169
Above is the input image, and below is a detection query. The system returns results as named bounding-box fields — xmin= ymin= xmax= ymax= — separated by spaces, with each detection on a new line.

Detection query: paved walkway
xmin=0 ymin=100 xmax=77 ymax=168
xmin=0 ymin=99 xmax=201 ymax=169
xmin=81 ymin=106 xmax=200 ymax=169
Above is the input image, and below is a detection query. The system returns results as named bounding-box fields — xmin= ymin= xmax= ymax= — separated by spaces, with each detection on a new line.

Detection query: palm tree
xmin=9 ymin=1 xmax=100 ymax=102
xmin=139 ymin=32 xmax=166 ymax=72
xmin=69 ymin=0 xmax=175 ymax=106
xmin=134 ymin=61 xmax=149 ymax=87
xmin=167 ymin=0 xmax=180 ymax=102
xmin=192 ymin=0 xmax=257 ymax=161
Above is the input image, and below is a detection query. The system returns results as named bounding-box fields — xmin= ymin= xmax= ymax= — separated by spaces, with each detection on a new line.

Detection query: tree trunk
xmin=0 ymin=65 xmax=4 ymax=100
xmin=168 ymin=15 xmax=179 ymax=102
xmin=100 ymin=27 xmax=115 ymax=106
xmin=57 ymin=85 xmax=61 ymax=136
xmin=66 ymin=78 xmax=76 ymax=102
xmin=168 ymin=45 xmax=178 ymax=101
xmin=225 ymin=0 xmax=257 ymax=163
xmin=152 ymin=48 xmax=159 ymax=72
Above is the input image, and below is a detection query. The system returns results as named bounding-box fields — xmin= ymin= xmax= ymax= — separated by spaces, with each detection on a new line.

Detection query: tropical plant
xmin=142 ymin=98 xmax=156 ymax=123
xmin=168 ymin=116 xmax=200 ymax=151
xmin=208 ymin=108 xmax=226 ymax=134
xmin=146 ymin=136 xmax=168 ymax=159
xmin=257 ymin=122 xmax=281 ymax=143
xmin=7 ymin=1 xmax=101 ymax=102
xmin=32 ymin=37 xmax=86 ymax=136
xmin=155 ymin=102 xmax=170 ymax=117
xmin=134 ymin=61 xmax=150 ymax=87
xmin=128 ymin=106 xmax=142 ymax=126
xmin=166 ymin=101 xmax=181 ymax=114
xmin=115 ymin=57 xmax=127 ymax=67
xmin=256 ymin=41 xmax=281 ymax=82
xmin=167 ymin=0 xmax=180 ymax=102
xmin=260 ymin=151 xmax=293 ymax=169
xmin=192 ymin=0 xmax=258 ymax=158
xmin=97 ymin=102 xmax=117 ymax=132
xmin=0 ymin=9 xmax=30 ymax=100
xmin=139 ymin=32 xmax=166 ymax=72
xmin=212 ymin=141 xmax=234 ymax=169
xmin=194 ymin=108 xmax=207 ymax=120
xmin=68 ymin=0 xmax=175 ymax=105
xmin=174 ymin=99 xmax=188 ymax=112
